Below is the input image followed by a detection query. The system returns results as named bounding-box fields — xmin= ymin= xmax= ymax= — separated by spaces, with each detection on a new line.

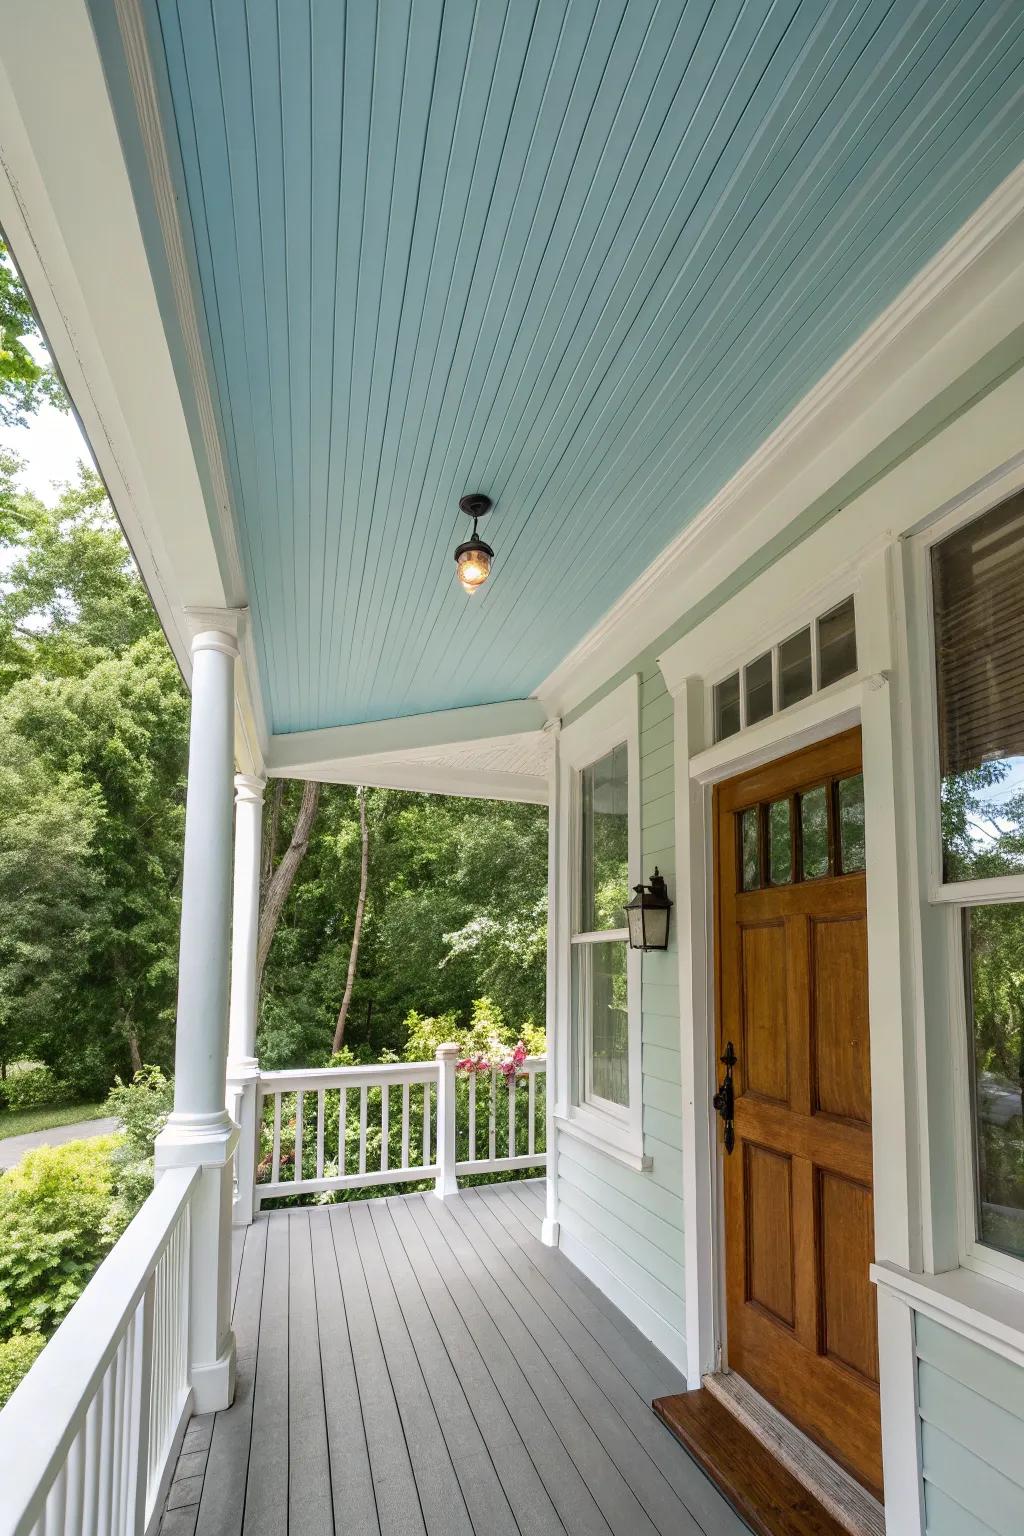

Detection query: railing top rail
xmin=258 ymin=1055 xmax=547 ymax=1093
xmin=0 ymin=1164 xmax=198 ymax=1536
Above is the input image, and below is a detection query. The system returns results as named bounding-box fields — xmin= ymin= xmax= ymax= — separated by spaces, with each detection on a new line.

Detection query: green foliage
xmin=0 ymin=241 xmax=65 ymax=428
xmin=0 ymin=1136 xmax=119 ymax=1339
xmin=2 ymin=1065 xmax=70 ymax=1111
xmin=102 ymin=1067 xmax=174 ymax=1241
xmin=0 ymin=1330 xmax=46 ymax=1408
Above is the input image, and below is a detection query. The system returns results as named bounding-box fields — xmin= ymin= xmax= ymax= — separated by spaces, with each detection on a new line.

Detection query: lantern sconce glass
xmin=454 ymin=493 xmax=495 ymax=594
xmin=625 ymin=867 xmax=673 ymax=952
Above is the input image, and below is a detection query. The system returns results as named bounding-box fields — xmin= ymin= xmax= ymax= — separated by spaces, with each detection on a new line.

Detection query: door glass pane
xmin=779 ymin=627 xmax=812 ymax=710
xmin=965 ymin=905 xmax=1024 ymax=1260
xmin=838 ymin=774 xmax=865 ymax=872
xmin=801 ymin=786 xmax=829 ymax=879
xmin=715 ymin=672 xmax=741 ymax=741
xmin=572 ymin=940 xmax=629 ymax=1108
xmin=768 ymin=798 xmax=792 ymax=885
xmin=818 ymin=596 xmax=857 ymax=689
xmin=931 ymin=490 xmax=1024 ymax=882
xmin=580 ymin=743 xmax=628 ymax=930
xmin=740 ymin=807 xmax=760 ymax=891
xmin=745 ymin=652 xmax=773 ymax=727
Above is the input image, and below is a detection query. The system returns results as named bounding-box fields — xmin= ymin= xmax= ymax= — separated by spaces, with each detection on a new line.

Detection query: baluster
xmin=401 ymin=1082 xmax=410 ymax=1169
xmin=129 ymin=1275 xmax=155 ymax=1530
xmin=423 ymin=1082 xmax=431 ymax=1166
xmin=316 ymin=1088 xmax=325 ymax=1179
xmin=340 ymin=1088 xmax=348 ymax=1176
xmin=468 ymin=1072 xmax=476 ymax=1162
xmin=96 ymin=1367 xmax=115 ymax=1534
xmin=488 ymin=1069 xmax=497 ymax=1161
xmin=528 ymin=1068 xmax=536 ymax=1156
xmin=380 ymin=1082 xmax=389 ymax=1173
xmin=359 ymin=1085 xmax=367 ymax=1175
xmin=43 ymin=1463 xmax=67 ymax=1536
xmin=117 ymin=1324 xmax=135 ymax=1528
xmin=271 ymin=1094 xmax=281 ymax=1184
xmin=64 ymin=1430 xmax=85 ymax=1535
xmin=294 ymin=1091 xmax=304 ymax=1184
xmin=82 ymin=1381 xmax=102 ymax=1536
xmin=508 ymin=1072 xmax=516 ymax=1159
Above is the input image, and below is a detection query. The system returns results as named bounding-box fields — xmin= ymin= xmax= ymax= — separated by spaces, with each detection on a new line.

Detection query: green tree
xmin=0 ymin=240 xmax=65 ymax=427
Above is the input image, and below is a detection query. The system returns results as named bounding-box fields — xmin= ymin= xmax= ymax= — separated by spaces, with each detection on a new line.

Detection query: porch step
xmin=653 ymin=1388 xmax=856 ymax=1536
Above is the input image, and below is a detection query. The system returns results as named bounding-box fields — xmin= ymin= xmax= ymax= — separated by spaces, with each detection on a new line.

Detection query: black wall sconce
xmin=625 ymin=867 xmax=673 ymax=951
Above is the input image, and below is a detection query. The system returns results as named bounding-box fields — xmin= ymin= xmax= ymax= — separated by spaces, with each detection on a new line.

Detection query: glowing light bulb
xmin=456 ymin=543 xmax=493 ymax=593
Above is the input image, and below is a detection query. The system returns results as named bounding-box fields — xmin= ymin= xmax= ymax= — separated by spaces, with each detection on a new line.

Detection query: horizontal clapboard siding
xmin=558 ymin=666 xmax=686 ymax=1368
xmin=916 ymin=1315 xmax=1024 ymax=1536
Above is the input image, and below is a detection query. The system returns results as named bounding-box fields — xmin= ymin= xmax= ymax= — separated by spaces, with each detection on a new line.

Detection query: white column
xmin=542 ymin=719 xmax=561 ymax=1246
xmin=226 ymin=774 xmax=265 ymax=1227
xmin=434 ymin=1044 xmax=460 ymax=1199
xmin=155 ymin=622 xmax=241 ymax=1414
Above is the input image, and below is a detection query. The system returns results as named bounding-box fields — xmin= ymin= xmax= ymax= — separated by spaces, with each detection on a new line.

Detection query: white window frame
xmin=554 ymin=675 xmax=645 ymax=1169
xmin=906 ymin=457 xmax=1024 ymax=1295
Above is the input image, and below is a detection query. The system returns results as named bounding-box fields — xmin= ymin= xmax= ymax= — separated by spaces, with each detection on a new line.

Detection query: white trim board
xmin=873 ymin=1261 xmax=1024 ymax=1375
xmin=537 ymin=159 xmax=1024 ymax=721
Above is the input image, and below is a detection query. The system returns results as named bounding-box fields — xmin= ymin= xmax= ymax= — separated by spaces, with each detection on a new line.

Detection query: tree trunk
xmin=256 ymin=778 xmax=321 ymax=995
xmin=127 ymin=1028 xmax=143 ymax=1075
xmin=333 ymin=785 xmax=368 ymax=1054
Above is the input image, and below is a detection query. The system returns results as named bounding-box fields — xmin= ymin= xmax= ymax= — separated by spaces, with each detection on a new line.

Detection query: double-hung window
xmin=557 ymin=677 xmax=644 ymax=1167
xmin=926 ymin=487 xmax=1024 ymax=1274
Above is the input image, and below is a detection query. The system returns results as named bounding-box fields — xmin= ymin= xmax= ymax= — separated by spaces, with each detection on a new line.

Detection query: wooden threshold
xmin=654 ymin=1388 xmax=856 ymax=1536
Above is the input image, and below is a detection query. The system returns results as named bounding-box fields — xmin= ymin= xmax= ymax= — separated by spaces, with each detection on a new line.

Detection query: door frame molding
xmin=659 ymin=545 xmax=926 ymax=1534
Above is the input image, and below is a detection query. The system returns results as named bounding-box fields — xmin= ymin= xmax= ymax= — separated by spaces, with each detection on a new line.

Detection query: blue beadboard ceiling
xmin=130 ymin=0 xmax=1024 ymax=733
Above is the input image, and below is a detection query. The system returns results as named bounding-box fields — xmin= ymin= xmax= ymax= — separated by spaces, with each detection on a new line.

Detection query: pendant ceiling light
xmin=454 ymin=493 xmax=494 ymax=595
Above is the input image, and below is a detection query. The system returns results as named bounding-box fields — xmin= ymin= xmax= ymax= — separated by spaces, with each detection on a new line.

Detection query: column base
xmin=541 ymin=1218 xmax=560 ymax=1247
xmin=190 ymin=1336 xmax=236 ymax=1414
xmin=434 ymin=1174 xmax=459 ymax=1201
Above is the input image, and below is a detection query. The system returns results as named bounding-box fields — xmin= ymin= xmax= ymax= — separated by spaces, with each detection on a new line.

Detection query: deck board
xmin=165 ymin=1180 xmax=749 ymax=1536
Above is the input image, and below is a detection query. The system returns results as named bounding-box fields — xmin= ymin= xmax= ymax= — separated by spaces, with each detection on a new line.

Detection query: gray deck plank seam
xmin=420 ymin=1194 xmax=662 ymax=1536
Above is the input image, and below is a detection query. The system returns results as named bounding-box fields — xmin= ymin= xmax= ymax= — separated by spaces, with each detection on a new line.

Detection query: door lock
xmin=713 ymin=1041 xmax=737 ymax=1154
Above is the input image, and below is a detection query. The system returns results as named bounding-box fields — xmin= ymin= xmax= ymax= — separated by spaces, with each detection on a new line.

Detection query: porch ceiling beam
xmin=265 ymin=699 xmax=546 ymax=774
xmin=285 ymin=757 xmax=548 ymax=807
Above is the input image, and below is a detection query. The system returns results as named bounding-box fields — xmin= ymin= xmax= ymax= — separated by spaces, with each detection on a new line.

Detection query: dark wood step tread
xmin=653 ymin=1388 xmax=853 ymax=1536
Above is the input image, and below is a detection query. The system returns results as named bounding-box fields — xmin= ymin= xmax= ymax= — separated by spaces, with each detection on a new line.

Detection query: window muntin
xmin=735 ymin=773 xmax=864 ymax=891
xmin=713 ymin=596 xmax=858 ymax=743
xmin=932 ymin=490 xmax=1024 ymax=883
xmin=964 ymin=903 xmax=1024 ymax=1262
xmin=572 ymin=742 xmax=632 ymax=1119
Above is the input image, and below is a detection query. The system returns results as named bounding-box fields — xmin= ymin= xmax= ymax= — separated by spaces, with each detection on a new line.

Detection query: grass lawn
xmin=0 ymin=1102 xmax=110 ymax=1141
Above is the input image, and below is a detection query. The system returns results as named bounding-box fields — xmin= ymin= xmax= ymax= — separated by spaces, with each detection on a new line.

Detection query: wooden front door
xmin=715 ymin=728 xmax=881 ymax=1497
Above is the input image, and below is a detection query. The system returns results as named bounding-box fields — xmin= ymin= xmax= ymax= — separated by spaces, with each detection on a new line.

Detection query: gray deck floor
xmin=159 ymin=1179 xmax=749 ymax=1536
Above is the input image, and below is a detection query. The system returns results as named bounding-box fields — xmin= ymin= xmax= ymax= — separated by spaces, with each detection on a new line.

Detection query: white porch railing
xmin=250 ymin=1048 xmax=547 ymax=1210
xmin=0 ymin=1166 xmax=197 ymax=1536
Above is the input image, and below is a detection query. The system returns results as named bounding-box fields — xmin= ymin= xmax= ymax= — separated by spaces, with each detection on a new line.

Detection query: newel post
xmin=434 ymin=1043 xmax=460 ymax=1199
xmin=155 ymin=614 xmax=242 ymax=1414
xmin=227 ymin=772 xmax=266 ymax=1227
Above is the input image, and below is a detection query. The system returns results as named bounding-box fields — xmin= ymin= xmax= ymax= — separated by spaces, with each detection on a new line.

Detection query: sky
xmin=0 ymin=389 xmax=94 ymax=504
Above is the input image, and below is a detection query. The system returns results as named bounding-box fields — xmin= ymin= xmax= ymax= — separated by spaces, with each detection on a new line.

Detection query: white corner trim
xmin=537 ymin=160 xmax=1024 ymax=720
xmin=872 ymin=1261 xmax=1024 ymax=1373
xmin=554 ymin=1114 xmax=652 ymax=1173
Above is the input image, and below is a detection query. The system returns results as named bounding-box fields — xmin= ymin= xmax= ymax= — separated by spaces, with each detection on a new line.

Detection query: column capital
xmin=184 ymin=605 xmax=248 ymax=658
xmin=234 ymin=773 xmax=267 ymax=806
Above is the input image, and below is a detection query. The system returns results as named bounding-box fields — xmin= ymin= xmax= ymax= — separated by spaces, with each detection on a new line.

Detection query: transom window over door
xmin=929 ymin=488 xmax=1024 ymax=1267
xmin=574 ymin=744 xmax=630 ymax=1110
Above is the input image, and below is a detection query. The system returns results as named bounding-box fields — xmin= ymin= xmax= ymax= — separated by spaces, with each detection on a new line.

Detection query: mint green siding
xmin=558 ymin=665 xmax=687 ymax=1368
xmin=917 ymin=1315 xmax=1024 ymax=1536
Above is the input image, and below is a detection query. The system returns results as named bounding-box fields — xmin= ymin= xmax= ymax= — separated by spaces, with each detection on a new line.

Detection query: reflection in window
xmin=745 ymin=652 xmax=773 ymax=727
xmin=580 ymin=744 xmax=628 ymax=930
xmin=573 ymin=941 xmax=629 ymax=1108
xmin=965 ymin=905 xmax=1024 ymax=1260
xmin=932 ymin=491 xmax=1024 ymax=882
xmin=769 ymin=799 xmax=792 ymax=885
xmin=818 ymin=596 xmax=858 ymax=689
xmin=838 ymin=774 xmax=865 ymax=873
xmin=715 ymin=672 xmax=741 ymax=742
xmin=741 ymin=807 xmax=760 ymax=891
xmin=801 ymin=786 xmax=829 ymax=878
xmin=779 ymin=627 xmax=812 ymax=710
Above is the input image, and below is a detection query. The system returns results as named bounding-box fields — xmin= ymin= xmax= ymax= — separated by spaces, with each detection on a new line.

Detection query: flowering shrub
xmin=456 ymin=1039 xmax=527 ymax=1081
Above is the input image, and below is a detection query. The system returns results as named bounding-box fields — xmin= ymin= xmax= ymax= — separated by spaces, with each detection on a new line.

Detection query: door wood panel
xmin=715 ymin=728 xmax=882 ymax=1497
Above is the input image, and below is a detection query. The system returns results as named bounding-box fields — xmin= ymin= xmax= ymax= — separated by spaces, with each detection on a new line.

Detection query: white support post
xmin=226 ymin=772 xmax=266 ymax=1228
xmin=434 ymin=1044 xmax=459 ymax=1200
xmin=155 ymin=617 xmax=241 ymax=1414
xmin=542 ymin=719 xmax=561 ymax=1247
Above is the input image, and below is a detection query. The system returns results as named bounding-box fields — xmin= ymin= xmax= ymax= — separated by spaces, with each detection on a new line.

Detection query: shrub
xmin=0 ymin=1136 xmax=118 ymax=1338
xmin=0 ymin=1331 xmax=46 ymax=1407
xmin=103 ymin=1066 xmax=174 ymax=1242
xmin=4 ymin=1064 xmax=71 ymax=1111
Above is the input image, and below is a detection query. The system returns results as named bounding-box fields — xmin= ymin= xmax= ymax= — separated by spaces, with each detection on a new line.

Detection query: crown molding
xmin=536 ymin=158 xmax=1024 ymax=720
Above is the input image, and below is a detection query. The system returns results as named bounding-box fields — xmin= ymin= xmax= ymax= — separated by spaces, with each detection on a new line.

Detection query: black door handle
xmin=713 ymin=1041 xmax=737 ymax=1154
